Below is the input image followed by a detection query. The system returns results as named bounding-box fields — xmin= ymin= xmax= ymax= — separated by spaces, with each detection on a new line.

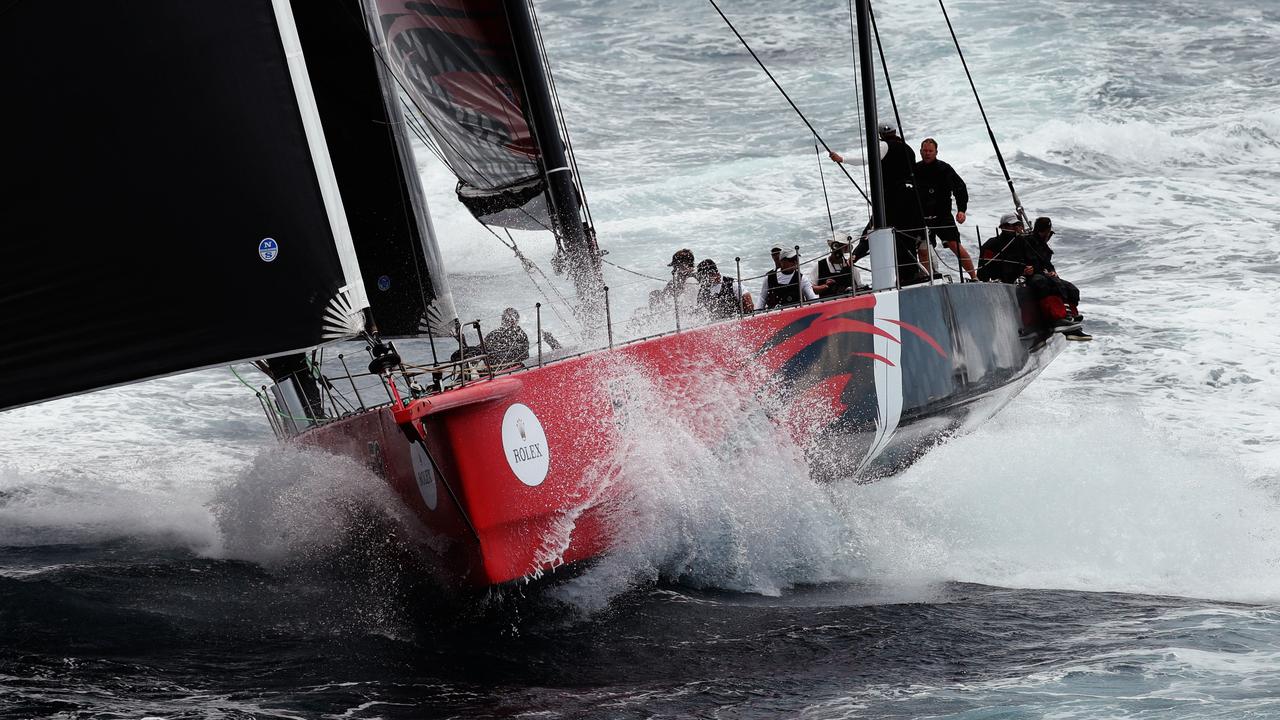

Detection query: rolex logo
xmin=503 ymin=403 xmax=548 ymax=487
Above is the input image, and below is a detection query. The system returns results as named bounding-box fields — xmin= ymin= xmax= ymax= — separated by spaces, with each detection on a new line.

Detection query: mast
xmin=854 ymin=0 xmax=886 ymax=228
xmin=504 ymin=0 xmax=605 ymax=318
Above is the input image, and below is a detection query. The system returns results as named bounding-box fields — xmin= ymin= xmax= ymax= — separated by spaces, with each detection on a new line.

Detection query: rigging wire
xmin=868 ymin=0 xmax=931 ymax=252
xmin=814 ymin=142 xmax=836 ymax=237
xmin=601 ymin=259 xmax=669 ymax=283
xmin=868 ymin=2 xmax=905 ymax=142
xmin=474 ymin=221 xmax=577 ymax=330
xmin=528 ymin=0 xmax=596 ymax=231
xmin=936 ymin=0 xmax=1027 ymax=221
xmin=705 ymin=0 xmax=870 ymax=204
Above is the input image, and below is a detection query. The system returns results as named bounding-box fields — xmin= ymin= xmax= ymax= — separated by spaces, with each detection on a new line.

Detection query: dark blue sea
xmin=4 ymin=0 xmax=1280 ymax=717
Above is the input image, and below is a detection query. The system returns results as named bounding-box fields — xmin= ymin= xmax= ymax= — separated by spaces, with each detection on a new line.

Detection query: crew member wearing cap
xmin=695 ymin=259 xmax=753 ymax=319
xmin=1022 ymin=217 xmax=1090 ymax=340
xmin=661 ymin=248 xmax=701 ymax=308
xmin=977 ymin=212 xmax=1026 ymax=284
xmin=756 ymin=247 xmax=818 ymax=310
xmin=814 ymin=232 xmax=861 ymax=297
xmin=829 ymin=120 xmax=928 ymax=284
xmin=916 ymin=138 xmax=976 ymax=280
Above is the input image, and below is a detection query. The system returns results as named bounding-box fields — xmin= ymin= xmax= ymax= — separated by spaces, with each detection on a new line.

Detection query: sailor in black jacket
xmin=916 ymin=138 xmax=976 ymax=279
xmin=1023 ymin=217 xmax=1086 ymax=338
xmin=977 ymin=213 xmax=1026 ymax=283
xmin=829 ymin=122 xmax=929 ymax=285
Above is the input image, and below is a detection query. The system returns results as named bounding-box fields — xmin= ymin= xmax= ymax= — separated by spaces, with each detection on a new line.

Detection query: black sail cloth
xmin=0 ymin=1 xmax=369 ymax=411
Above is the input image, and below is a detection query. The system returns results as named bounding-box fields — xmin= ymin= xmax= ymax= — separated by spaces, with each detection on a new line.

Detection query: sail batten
xmin=271 ymin=0 xmax=370 ymax=316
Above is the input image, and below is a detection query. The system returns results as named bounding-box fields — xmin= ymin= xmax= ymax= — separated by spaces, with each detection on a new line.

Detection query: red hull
xmin=301 ymin=285 xmax=1059 ymax=586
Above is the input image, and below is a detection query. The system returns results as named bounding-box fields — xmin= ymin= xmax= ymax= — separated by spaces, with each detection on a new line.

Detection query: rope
xmin=868 ymin=3 xmax=904 ymax=142
xmin=706 ymin=0 xmax=870 ymax=204
xmin=814 ymin=142 xmax=836 ymax=237
xmin=868 ymin=1 xmax=929 ymax=248
xmin=476 ymin=223 xmax=578 ymax=332
xmin=529 ymin=0 xmax=595 ymax=231
xmin=937 ymin=0 xmax=1027 ymax=223
xmin=602 ymin=258 xmax=669 ymax=283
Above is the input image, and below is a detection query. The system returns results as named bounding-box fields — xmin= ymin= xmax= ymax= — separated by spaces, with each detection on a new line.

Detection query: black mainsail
xmin=0 ymin=1 xmax=375 ymax=411
xmin=293 ymin=0 xmax=458 ymax=336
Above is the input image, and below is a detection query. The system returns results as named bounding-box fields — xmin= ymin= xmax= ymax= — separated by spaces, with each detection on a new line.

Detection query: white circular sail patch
xmin=501 ymin=403 xmax=549 ymax=487
xmin=409 ymin=440 xmax=438 ymax=510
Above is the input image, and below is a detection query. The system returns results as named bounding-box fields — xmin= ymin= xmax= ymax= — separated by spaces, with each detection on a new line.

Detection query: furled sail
xmin=0 ymin=1 xmax=369 ymax=411
xmin=368 ymin=0 xmax=553 ymax=230
xmin=293 ymin=0 xmax=459 ymax=336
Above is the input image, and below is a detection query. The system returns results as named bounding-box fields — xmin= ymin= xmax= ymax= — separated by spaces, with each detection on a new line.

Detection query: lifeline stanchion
xmin=735 ymin=257 xmax=744 ymax=318
xmin=848 ymin=238 xmax=857 ymax=295
xmin=604 ymin=286 xmax=614 ymax=349
xmin=795 ymin=245 xmax=805 ymax=306
xmin=426 ymin=326 xmax=439 ymax=366
xmin=474 ymin=320 xmax=492 ymax=379
xmin=967 ymin=224 xmax=977 ymax=280
xmin=454 ymin=319 xmax=467 ymax=387
xmin=260 ymin=385 xmax=282 ymax=439
xmin=535 ymin=303 xmax=543 ymax=366
xmin=338 ymin=353 xmax=363 ymax=409
xmin=673 ymin=281 xmax=682 ymax=332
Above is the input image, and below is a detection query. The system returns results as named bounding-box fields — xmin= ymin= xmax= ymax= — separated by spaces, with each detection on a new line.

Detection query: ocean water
xmin=3 ymin=0 xmax=1280 ymax=717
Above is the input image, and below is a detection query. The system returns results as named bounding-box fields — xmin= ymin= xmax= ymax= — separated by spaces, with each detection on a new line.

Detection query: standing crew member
xmin=915 ymin=138 xmax=976 ymax=280
xmin=756 ymin=248 xmax=818 ymax=309
xmin=830 ymin=121 xmax=928 ymax=284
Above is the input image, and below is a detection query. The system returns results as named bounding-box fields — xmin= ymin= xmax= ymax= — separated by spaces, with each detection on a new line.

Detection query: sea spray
xmin=551 ymin=330 xmax=862 ymax=610
xmin=833 ymin=394 xmax=1280 ymax=603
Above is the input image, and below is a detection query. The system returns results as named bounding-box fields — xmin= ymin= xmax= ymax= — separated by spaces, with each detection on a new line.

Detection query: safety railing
xmin=250 ymin=229 xmax=1023 ymax=438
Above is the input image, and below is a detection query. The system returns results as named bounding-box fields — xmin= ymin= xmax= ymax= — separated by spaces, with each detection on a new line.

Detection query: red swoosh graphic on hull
xmin=882 ymin=318 xmax=948 ymax=358
xmin=757 ymin=314 xmax=897 ymax=372
xmin=849 ymin=351 xmax=895 ymax=367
